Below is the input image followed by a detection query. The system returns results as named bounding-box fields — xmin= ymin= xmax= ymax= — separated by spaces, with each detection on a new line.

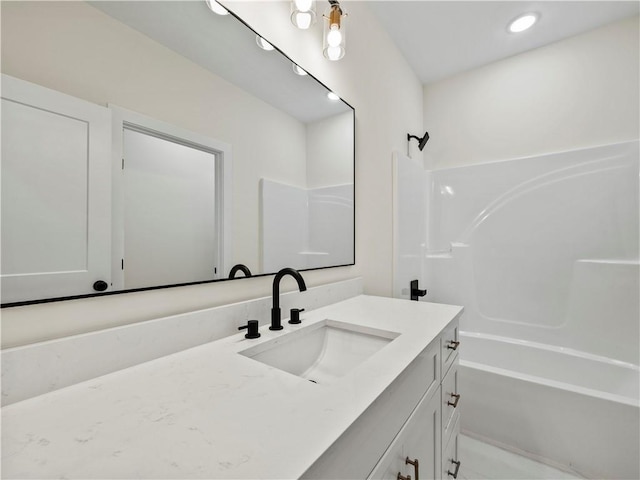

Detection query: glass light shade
xmin=323 ymin=4 xmax=346 ymax=61
xmin=294 ymin=0 xmax=313 ymax=12
xmin=325 ymin=45 xmax=344 ymax=61
xmin=256 ymin=36 xmax=275 ymax=51
xmin=292 ymin=11 xmax=315 ymax=29
xmin=205 ymin=0 xmax=229 ymax=15
xmin=291 ymin=0 xmax=316 ymax=29
xmin=508 ymin=13 xmax=538 ymax=33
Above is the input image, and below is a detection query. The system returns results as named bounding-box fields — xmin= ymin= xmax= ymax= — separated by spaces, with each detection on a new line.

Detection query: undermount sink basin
xmin=239 ymin=319 xmax=399 ymax=384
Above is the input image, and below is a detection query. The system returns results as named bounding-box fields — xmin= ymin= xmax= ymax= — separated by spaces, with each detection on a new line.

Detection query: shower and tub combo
xmin=394 ymin=140 xmax=639 ymax=479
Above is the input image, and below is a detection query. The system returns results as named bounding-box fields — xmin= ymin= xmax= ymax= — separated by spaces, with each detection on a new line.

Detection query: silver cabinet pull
xmin=446 ymin=340 xmax=460 ymax=350
xmin=406 ymin=457 xmax=419 ymax=480
xmin=447 ymin=460 xmax=461 ymax=478
xmin=447 ymin=393 xmax=461 ymax=408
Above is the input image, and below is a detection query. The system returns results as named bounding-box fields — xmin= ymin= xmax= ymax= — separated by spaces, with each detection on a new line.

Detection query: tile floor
xmin=459 ymin=435 xmax=583 ymax=480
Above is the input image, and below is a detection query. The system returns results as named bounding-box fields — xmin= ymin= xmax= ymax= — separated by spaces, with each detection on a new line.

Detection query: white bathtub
xmin=458 ymin=331 xmax=640 ymax=479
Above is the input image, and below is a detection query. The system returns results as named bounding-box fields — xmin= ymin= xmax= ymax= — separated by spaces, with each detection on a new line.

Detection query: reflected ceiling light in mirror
xmin=205 ymin=0 xmax=229 ymax=16
xmin=256 ymin=35 xmax=275 ymax=51
xmin=327 ymin=91 xmax=340 ymax=101
xmin=323 ymin=0 xmax=346 ymax=61
xmin=291 ymin=0 xmax=317 ymax=29
xmin=292 ymin=63 xmax=308 ymax=75
xmin=508 ymin=13 xmax=539 ymax=33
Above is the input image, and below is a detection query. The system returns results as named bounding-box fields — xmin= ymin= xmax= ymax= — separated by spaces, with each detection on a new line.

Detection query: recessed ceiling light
xmin=205 ymin=0 xmax=229 ymax=16
xmin=327 ymin=91 xmax=340 ymax=101
xmin=508 ymin=13 xmax=539 ymax=33
xmin=256 ymin=36 xmax=275 ymax=51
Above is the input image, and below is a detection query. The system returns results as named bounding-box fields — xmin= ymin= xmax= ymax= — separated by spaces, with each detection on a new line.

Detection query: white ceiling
xmin=368 ymin=1 xmax=639 ymax=85
xmin=88 ymin=1 xmax=638 ymax=119
xmin=90 ymin=1 xmax=352 ymax=124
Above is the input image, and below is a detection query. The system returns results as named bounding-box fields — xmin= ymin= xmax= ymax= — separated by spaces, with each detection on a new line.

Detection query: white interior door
xmin=1 ymin=75 xmax=111 ymax=303
xmin=122 ymin=128 xmax=218 ymax=289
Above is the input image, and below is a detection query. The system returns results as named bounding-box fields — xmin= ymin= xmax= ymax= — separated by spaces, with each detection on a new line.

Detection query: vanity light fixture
xmin=205 ymin=0 xmax=229 ymax=16
xmin=292 ymin=63 xmax=308 ymax=76
xmin=508 ymin=13 xmax=539 ymax=33
xmin=291 ymin=0 xmax=317 ymax=30
xmin=323 ymin=0 xmax=346 ymax=61
xmin=327 ymin=91 xmax=340 ymax=101
xmin=256 ymin=35 xmax=275 ymax=51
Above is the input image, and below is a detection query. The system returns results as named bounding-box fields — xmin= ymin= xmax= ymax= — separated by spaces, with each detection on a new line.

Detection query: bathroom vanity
xmin=2 ymin=295 xmax=462 ymax=479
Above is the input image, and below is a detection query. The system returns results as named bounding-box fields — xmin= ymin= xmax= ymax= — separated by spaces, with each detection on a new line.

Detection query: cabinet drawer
xmin=440 ymin=321 xmax=459 ymax=379
xmin=441 ymin=360 xmax=460 ymax=442
xmin=369 ymin=386 xmax=441 ymax=480
xmin=442 ymin=414 xmax=461 ymax=480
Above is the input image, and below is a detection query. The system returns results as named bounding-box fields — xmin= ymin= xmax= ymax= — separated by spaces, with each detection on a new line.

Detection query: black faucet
xmin=229 ymin=264 xmax=252 ymax=279
xmin=271 ymin=268 xmax=307 ymax=330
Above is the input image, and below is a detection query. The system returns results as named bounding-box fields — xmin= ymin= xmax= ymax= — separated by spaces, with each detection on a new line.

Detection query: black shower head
xmin=407 ymin=131 xmax=430 ymax=151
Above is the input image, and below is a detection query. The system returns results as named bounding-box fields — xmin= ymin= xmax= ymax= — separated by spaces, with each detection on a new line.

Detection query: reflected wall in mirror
xmin=0 ymin=1 xmax=355 ymax=305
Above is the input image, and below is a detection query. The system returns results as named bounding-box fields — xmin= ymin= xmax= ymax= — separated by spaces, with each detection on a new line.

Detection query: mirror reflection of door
xmin=0 ymin=75 xmax=111 ymax=304
xmin=122 ymin=128 xmax=220 ymax=289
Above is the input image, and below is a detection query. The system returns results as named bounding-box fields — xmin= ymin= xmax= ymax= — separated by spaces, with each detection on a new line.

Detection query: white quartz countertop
xmin=2 ymin=295 xmax=463 ymax=479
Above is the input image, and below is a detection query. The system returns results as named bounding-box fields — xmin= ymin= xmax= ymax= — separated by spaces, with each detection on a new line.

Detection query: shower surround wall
xmin=396 ymin=140 xmax=639 ymax=478
xmin=261 ymin=179 xmax=354 ymax=271
xmin=425 ymin=141 xmax=639 ymax=365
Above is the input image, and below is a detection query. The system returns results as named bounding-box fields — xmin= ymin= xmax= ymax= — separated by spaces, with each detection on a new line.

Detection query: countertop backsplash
xmin=2 ymin=277 xmax=363 ymax=406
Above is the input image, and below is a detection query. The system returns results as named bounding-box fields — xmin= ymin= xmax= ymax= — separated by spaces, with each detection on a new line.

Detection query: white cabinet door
xmin=1 ymin=75 xmax=111 ymax=303
xmin=442 ymin=416 xmax=461 ymax=480
xmin=368 ymin=436 xmax=407 ymax=480
xmin=369 ymin=386 xmax=442 ymax=480
xmin=403 ymin=388 xmax=442 ymax=480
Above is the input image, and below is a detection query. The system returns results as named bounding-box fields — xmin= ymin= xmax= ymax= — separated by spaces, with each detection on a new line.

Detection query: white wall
xmin=227 ymin=0 xmax=425 ymax=291
xmin=0 ymin=1 xmax=423 ymax=347
xmin=423 ymin=15 xmax=639 ymax=169
xmin=307 ymin=111 xmax=354 ymax=188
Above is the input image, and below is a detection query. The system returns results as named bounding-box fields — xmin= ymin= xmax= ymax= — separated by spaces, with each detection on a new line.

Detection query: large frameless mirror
xmin=0 ymin=0 xmax=355 ymax=305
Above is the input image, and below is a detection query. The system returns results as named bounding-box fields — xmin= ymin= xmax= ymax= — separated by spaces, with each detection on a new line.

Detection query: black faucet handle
xmin=410 ymin=279 xmax=427 ymax=301
xmin=289 ymin=308 xmax=305 ymax=324
xmin=238 ymin=320 xmax=261 ymax=339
